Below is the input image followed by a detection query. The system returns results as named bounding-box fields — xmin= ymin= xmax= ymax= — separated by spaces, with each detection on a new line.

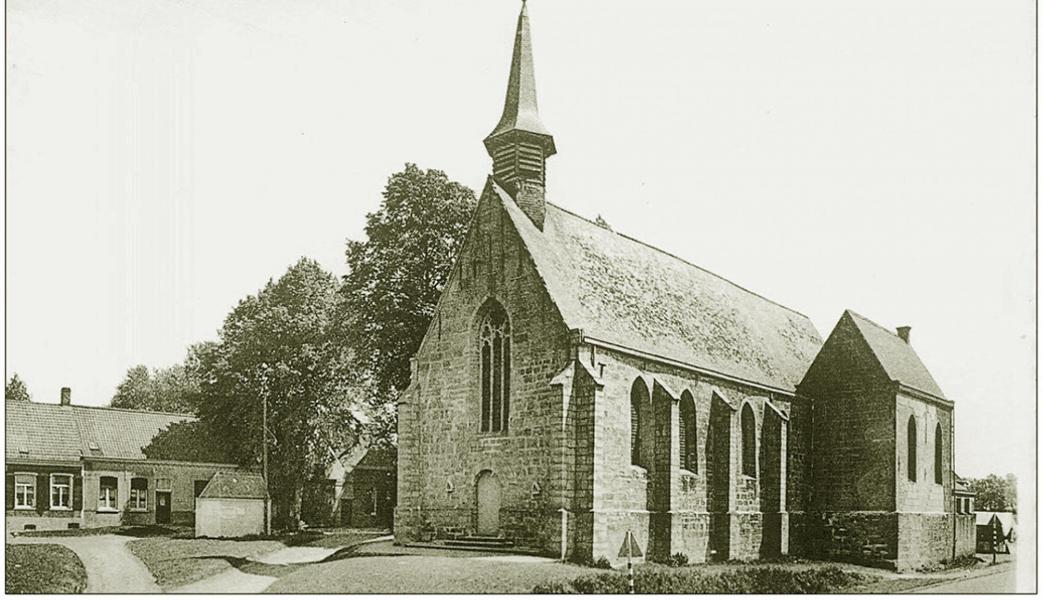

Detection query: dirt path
xmin=170 ymin=541 xmax=350 ymax=593
xmin=10 ymin=534 xmax=160 ymax=593
xmin=910 ymin=562 xmax=1017 ymax=593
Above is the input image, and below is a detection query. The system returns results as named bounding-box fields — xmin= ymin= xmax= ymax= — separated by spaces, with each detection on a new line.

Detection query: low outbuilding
xmin=194 ymin=472 xmax=268 ymax=538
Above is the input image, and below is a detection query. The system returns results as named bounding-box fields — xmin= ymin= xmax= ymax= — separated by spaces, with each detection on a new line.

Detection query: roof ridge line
xmin=544 ymin=201 xmax=812 ymax=321
xmin=70 ymin=403 xmax=197 ymax=419
xmin=845 ymin=309 xmax=901 ymax=339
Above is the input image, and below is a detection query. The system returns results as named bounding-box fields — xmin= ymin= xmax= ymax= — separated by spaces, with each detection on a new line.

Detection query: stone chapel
xmin=394 ymin=2 xmax=975 ymax=571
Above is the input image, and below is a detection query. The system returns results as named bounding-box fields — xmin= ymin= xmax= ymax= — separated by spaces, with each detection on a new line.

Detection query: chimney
xmin=60 ymin=387 xmax=71 ymax=406
xmin=896 ymin=326 xmax=911 ymax=344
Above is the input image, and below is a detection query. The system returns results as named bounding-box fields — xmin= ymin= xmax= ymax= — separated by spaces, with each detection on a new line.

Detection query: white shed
xmin=195 ymin=472 xmax=268 ymax=538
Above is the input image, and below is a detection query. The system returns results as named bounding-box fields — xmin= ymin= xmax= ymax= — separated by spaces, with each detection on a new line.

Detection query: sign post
xmin=617 ymin=530 xmax=643 ymax=594
xmin=992 ymin=524 xmax=998 ymax=565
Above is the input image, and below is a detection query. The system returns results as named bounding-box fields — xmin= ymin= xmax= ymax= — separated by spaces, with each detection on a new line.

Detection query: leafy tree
xmin=339 ymin=164 xmax=476 ymax=437
xmin=110 ymin=362 xmax=198 ymax=414
xmin=194 ymin=258 xmax=365 ymax=530
xmin=5 ymin=374 xmax=31 ymax=402
xmin=142 ymin=420 xmax=232 ymax=463
xmin=970 ymin=473 xmax=1018 ymax=512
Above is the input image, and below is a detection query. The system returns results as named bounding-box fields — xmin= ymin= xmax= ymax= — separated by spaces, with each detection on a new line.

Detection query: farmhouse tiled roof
xmin=845 ymin=310 xmax=947 ymax=400
xmin=199 ymin=471 xmax=268 ymax=499
xmin=6 ymin=399 xmax=196 ymax=463
xmin=492 ymin=181 xmax=823 ymax=393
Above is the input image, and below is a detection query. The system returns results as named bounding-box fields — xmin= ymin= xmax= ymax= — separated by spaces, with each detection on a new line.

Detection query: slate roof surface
xmin=492 ymin=181 xmax=823 ymax=392
xmin=355 ymin=447 xmax=397 ymax=470
xmin=199 ymin=472 xmax=268 ymax=499
xmin=845 ymin=310 xmax=946 ymax=399
xmin=6 ymin=399 xmax=197 ymax=462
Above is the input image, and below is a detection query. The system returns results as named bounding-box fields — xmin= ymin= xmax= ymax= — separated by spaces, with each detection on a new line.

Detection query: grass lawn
xmin=6 ymin=544 xmax=88 ymax=594
xmin=285 ymin=529 xmax=390 ymax=549
xmin=267 ymin=542 xmax=599 ymax=593
xmin=126 ymin=537 xmax=286 ymax=590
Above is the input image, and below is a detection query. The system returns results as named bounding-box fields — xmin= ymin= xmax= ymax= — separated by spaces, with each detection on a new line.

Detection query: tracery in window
xmin=479 ymin=301 xmax=511 ymax=433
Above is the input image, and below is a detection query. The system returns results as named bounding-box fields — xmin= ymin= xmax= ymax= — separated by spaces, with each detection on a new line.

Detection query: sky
xmin=6 ymin=0 xmax=1035 ymax=483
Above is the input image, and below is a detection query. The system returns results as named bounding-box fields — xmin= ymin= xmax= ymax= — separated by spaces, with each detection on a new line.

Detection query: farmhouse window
xmin=130 ymin=478 xmax=148 ymax=510
xmin=50 ymin=474 xmax=73 ymax=510
xmin=99 ymin=476 xmax=118 ymax=510
xmin=14 ymin=474 xmax=35 ymax=509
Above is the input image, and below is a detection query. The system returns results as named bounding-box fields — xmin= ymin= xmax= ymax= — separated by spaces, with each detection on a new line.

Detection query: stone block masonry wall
xmin=810 ymin=387 xmax=895 ymax=512
xmin=807 ymin=511 xmax=899 ymax=566
xmin=897 ymin=513 xmax=963 ymax=571
xmin=895 ymin=394 xmax=950 ymax=514
xmin=395 ymin=189 xmax=574 ymax=554
xmin=587 ymin=347 xmax=799 ymax=564
xmin=955 ymin=514 xmax=975 ymax=557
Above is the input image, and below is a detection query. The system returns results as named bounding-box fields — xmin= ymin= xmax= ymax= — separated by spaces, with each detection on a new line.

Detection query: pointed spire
xmin=485 ymin=1 xmax=555 ymax=155
xmin=485 ymin=1 xmax=555 ymax=229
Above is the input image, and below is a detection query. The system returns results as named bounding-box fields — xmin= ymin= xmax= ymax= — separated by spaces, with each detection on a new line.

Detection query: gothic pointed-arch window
xmin=741 ymin=403 xmax=757 ymax=477
xmin=907 ymin=416 xmax=918 ymax=482
xmin=934 ymin=423 xmax=943 ymax=485
xmin=680 ymin=391 xmax=697 ymax=472
xmin=630 ymin=379 xmax=650 ymax=468
xmin=478 ymin=301 xmax=511 ymax=433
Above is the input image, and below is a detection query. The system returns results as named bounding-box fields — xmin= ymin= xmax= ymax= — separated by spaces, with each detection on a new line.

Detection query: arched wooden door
xmin=475 ymin=470 xmax=500 ymax=536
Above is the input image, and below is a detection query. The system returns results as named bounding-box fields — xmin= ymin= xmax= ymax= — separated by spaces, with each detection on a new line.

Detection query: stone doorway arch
xmin=475 ymin=470 xmax=501 ymax=536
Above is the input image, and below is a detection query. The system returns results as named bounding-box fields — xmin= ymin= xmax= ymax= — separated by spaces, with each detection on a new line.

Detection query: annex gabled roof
xmin=199 ymin=472 xmax=268 ymax=500
xmin=490 ymin=181 xmax=823 ymax=393
xmin=6 ymin=399 xmax=197 ymax=463
xmin=845 ymin=310 xmax=946 ymax=400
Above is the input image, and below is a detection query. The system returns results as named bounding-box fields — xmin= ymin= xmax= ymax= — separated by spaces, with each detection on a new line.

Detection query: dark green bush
xmin=572 ymin=555 xmax=614 ymax=569
xmin=592 ymin=556 xmax=613 ymax=570
xmin=533 ymin=565 xmax=873 ymax=594
xmin=656 ymin=552 xmax=688 ymax=567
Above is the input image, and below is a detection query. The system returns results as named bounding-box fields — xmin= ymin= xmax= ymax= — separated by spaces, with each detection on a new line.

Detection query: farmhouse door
xmin=475 ymin=471 xmax=500 ymax=536
xmin=156 ymin=492 xmax=172 ymax=524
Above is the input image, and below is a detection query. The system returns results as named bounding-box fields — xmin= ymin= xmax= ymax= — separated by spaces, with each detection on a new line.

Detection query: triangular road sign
xmin=617 ymin=530 xmax=644 ymax=558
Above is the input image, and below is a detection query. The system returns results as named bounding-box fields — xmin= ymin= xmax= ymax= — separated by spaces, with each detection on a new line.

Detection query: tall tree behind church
xmin=110 ymin=363 xmax=198 ymax=413
xmin=339 ymin=164 xmax=476 ymax=439
xmin=195 ymin=258 xmax=366 ymax=529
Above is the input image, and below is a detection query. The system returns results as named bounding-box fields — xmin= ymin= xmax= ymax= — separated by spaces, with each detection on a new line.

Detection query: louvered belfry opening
xmin=492 ymin=140 xmax=545 ymax=189
xmin=484 ymin=1 xmax=555 ymax=229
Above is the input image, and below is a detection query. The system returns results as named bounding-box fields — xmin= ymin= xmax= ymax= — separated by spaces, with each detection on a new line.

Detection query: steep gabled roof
xmin=845 ymin=310 xmax=946 ymax=400
xmin=6 ymin=399 xmax=198 ymax=463
xmin=490 ymin=181 xmax=823 ymax=393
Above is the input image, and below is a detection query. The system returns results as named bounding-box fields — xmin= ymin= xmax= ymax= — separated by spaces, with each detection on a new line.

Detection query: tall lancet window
xmin=479 ymin=301 xmax=511 ymax=433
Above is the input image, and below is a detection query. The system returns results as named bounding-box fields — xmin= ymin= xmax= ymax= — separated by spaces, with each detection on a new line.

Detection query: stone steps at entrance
xmin=404 ymin=540 xmax=521 ymax=555
xmin=445 ymin=537 xmax=515 ymax=548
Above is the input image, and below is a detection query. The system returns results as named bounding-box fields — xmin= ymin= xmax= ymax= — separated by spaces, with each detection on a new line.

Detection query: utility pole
xmin=263 ymin=391 xmax=270 ymax=535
